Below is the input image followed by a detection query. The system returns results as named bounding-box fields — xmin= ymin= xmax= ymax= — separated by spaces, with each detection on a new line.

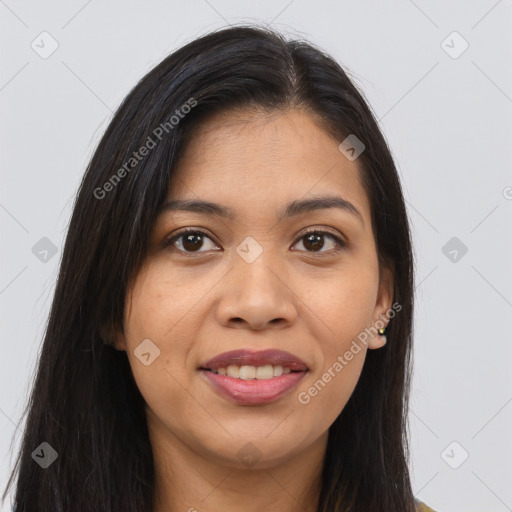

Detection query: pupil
xmin=183 ymin=233 xmax=203 ymax=251
xmin=304 ymin=233 xmax=324 ymax=251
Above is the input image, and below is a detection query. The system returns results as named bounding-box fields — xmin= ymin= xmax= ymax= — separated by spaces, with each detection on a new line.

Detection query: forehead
xmin=169 ymin=108 xmax=371 ymax=224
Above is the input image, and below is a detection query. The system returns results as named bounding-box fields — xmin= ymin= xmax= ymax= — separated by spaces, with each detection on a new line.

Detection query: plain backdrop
xmin=1 ymin=1 xmax=511 ymax=511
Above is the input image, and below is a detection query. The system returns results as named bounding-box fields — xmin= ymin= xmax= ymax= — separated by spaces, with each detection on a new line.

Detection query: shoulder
xmin=415 ymin=498 xmax=437 ymax=511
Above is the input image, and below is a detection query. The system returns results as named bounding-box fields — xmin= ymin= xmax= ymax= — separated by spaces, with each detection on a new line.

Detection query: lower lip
xmin=200 ymin=370 xmax=307 ymax=405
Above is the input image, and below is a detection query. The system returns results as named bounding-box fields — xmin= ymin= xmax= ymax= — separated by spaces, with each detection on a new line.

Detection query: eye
xmin=291 ymin=229 xmax=346 ymax=254
xmin=164 ymin=228 xmax=219 ymax=253
xmin=163 ymin=227 xmax=346 ymax=255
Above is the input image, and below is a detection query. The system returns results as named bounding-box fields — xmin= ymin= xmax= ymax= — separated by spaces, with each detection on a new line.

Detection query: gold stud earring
xmin=377 ymin=326 xmax=388 ymax=345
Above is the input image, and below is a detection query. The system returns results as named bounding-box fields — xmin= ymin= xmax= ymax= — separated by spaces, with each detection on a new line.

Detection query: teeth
xmin=213 ymin=365 xmax=294 ymax=380
xmin=239 ymin=365 xmax=256 ymax=380
xmin=227 ymin=365 xmax=239 ymax=378
xmin=256 ymin=365 xmax=273 ymax=379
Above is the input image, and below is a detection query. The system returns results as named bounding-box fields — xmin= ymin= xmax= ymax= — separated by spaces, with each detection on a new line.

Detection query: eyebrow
xmin=158 ymin=195 xmax=364 ymax=226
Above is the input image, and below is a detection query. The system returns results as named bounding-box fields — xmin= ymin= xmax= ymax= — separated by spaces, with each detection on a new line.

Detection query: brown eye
xmin=303 ymin=233 xmax=325 ymax=251
xmin=165 ymin=229 xmax=219 ymax=253
xmin=164 ymin=228 xmax=345 ymax=255
xmin=292 ymin=230 xmax=345 ymax=254
xmin=182 ymin=232 xmax=204 ymax=252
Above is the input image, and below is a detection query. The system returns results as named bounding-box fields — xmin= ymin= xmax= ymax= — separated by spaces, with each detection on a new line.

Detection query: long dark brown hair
xmin=3 ymin=24 xmax=415 ymax=511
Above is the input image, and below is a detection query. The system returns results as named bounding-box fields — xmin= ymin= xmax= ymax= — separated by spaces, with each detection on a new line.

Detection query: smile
xmin=199 ymin=349 xmax=309 ymax=405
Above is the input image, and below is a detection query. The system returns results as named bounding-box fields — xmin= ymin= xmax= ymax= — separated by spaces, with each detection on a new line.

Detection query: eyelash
xmin=163 ymin=227 xmax=346 ymax=256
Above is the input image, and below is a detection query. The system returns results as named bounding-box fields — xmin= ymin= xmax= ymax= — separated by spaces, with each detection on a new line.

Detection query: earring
xmin=378 ymin=326 xmax=387 ymax=345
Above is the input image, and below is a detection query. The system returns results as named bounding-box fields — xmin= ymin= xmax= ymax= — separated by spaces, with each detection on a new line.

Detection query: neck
xmin=148 ymin=411 xmax=327 ymax=512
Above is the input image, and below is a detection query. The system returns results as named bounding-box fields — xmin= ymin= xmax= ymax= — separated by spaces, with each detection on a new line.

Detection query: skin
xmin=113 ymin=107 xmax=393 ymax=512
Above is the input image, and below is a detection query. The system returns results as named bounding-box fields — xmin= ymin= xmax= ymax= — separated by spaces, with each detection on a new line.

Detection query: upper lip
xmin=200 ymin=349 xmax=309 ymax=371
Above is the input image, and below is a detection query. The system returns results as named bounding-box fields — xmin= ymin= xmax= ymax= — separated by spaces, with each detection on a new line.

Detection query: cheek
xmin=124 ymin=260 xmax=216 ymax=347
xmin=296 ymin=344 xmax=366 ymax=436
xmin=122 ymin=329 xmax=193 ymax=431
xmin=306 ymin=267 xmax=378 ymax=346
xmin=121 ymin=267 xmax=197 ymax=409
xmin=292 ymin=268 xmax=376 ymax=422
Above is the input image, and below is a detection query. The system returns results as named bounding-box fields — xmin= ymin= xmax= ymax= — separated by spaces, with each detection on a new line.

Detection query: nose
xmin=215 ymin=254 xmax=298 ymax=331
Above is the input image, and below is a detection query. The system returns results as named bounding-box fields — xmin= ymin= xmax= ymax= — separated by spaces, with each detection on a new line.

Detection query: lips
xmin=198 ymin=349 xmax=309 ymax=405
xmin=199 ymin=349 xmax=309 ymax=372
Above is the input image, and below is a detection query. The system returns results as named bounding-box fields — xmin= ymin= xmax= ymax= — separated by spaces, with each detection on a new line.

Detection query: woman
xmin=3 ymin=25 xmax=436 ymax=511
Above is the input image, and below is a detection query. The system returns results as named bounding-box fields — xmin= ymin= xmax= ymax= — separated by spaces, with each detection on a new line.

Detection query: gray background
xmin=1 ymin=1 xmax=511 ymax=511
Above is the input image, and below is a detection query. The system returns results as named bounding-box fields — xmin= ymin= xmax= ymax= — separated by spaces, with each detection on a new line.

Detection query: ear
xmin=112 ymin=325 xmax=128 ymax=351
xmin=368 ymin=263 xmax=394 ymax=350
xmin=99 ymin=321 xmax=127 ymax=351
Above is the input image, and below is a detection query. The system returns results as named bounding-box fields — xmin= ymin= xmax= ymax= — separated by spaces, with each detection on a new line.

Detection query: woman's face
xmin=115 ymin=108 xmax=393 ymax=469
